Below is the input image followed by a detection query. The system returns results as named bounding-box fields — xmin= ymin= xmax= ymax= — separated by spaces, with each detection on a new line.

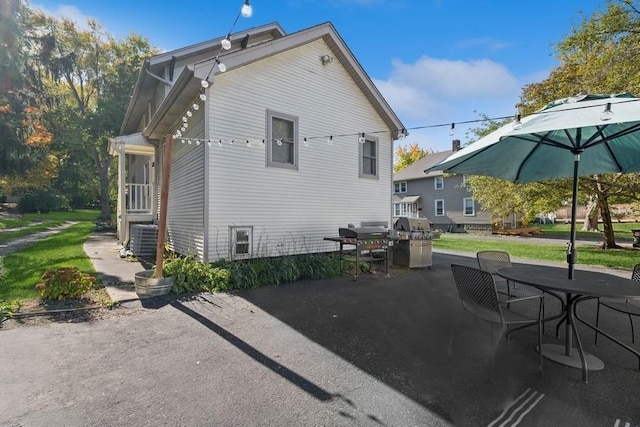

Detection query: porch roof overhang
xmin=108 ymin=132 xmax=155 ymax=156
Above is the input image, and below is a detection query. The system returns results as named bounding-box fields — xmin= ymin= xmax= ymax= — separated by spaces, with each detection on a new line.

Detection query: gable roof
xmin=394 ymin=150 xmax=453 ymax=181
xmin=121 ymin=22 xmax=405 ymax=140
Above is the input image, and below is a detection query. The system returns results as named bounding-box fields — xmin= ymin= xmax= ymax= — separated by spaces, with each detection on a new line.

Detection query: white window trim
xmin=435 ymin=199 xmax=445 ymax=216
xmin=463 ymin=197 xmax=475 ymax=216
xmin=359 ymin=135 xmax=379 ymax=179
xmin=230 ymin=226 xmax=253 ymax=259
xmin=394 ymin=181 xmax=407 ymax=193
xmin=266 ymin=110 xmax=298 ymax=170
xmin=462 ymin=175 xmax=470 ymax=187
xmin=434 ymin=176 xmax=444 ymax=190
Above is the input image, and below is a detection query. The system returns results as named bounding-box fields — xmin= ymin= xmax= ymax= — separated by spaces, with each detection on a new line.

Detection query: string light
xmin=327 ymin=135 xmax=334 ymax=145
xmin=241 ymin=0 xmax=253 ymax=17
xmin=358 ymin=133 xmax=365 ymax=144
xmin=600 ymin=102 xmax=613 ymax=121
xmin=448 ymin=123 xmax=455 ymax=137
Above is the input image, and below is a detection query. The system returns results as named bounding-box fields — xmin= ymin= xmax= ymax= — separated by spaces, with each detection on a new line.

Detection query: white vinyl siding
xmin=435 ymin=199 xmax=445 ymax=216
xmin=165 ymin=107 xmax=206 ymax=259
xmin=204 ymin=39 xmax=393 ymax=261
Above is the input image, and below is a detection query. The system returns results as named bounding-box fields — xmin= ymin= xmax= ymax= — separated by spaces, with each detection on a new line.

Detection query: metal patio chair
xmin=595 ymin=263 xmax=640 ymax=345
xmin=476 ymin=250 xmax=513 ymax=299
xmin=449 ymin=264 xmax=544 ymax=378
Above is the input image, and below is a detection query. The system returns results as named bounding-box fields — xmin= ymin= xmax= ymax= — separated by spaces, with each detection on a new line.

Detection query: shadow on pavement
xmin=233 ymin=252 xmax=640 ymax=427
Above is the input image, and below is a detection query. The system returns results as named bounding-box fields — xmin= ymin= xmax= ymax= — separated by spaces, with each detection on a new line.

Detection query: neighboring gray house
xmin=109 ymin=22 xmax=405 ymax=262
xmin=393 ymin=140 xmax=492 ymax=231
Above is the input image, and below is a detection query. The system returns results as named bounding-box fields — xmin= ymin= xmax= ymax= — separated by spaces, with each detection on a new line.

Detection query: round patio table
xmin=497 ymin=265 xmax=640 ymax=383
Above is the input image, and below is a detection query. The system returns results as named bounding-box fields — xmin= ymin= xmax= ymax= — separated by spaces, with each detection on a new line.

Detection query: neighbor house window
xmin=434 ymin=176 xmax=444 ymax=190
xmin=394 ymin=181 xmax=407 ymax=193
xmin=463 ymin=198 xmax=475 ymax=216
xmin=435 ymin=199 xmax=445 ymax=216
xmin=266 ymin=110 xmax=298 ymax=169
xmin=230 ymin=226 xmax=252 ymax=259
xmin=360 ymin=136 xmax=378 ymax=178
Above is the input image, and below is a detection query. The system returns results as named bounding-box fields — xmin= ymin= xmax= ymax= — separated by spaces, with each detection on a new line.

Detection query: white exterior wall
xmin=166 ymin=107 xmax=206 ymax=259
xmin=204 ymin=39 xmax=393 ymax=261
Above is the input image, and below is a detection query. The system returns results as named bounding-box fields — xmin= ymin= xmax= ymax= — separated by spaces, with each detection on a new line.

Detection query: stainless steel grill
xmin=392 ymin=217 xmax=439 ymax=268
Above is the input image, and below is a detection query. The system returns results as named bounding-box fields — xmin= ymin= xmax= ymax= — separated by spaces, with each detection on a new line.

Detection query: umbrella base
xmin=539 ymin=343 xmax=604 ymax=370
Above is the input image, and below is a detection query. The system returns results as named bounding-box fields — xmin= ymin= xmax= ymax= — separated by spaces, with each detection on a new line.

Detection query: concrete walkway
xmin=82 ymin=231 xmax=147 ymax=302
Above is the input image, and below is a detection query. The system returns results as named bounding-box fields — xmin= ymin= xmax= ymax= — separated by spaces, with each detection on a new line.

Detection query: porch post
xmin=154 ymin=134 xmax=173 ymax=278
xmin=117 ymin=144 xmax=126 ymax=243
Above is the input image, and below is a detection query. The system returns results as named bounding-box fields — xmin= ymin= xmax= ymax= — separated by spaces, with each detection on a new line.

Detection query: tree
xmin=394 ymin=142 xmax=429 ymax=173
xmin=26 ymin=9 xmax=157 ymax=218
xmin=0 ymin=0 xmax=55 ymax=197
xmin=517 ymin=0 xmax=640 ymax=248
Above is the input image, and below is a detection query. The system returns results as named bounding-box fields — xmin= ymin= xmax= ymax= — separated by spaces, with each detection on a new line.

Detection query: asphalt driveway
xmin=1 ymin=252 xmax=639 ymax=426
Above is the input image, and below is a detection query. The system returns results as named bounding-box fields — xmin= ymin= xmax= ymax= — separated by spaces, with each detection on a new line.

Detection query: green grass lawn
xmin=1 ymin=211 xmax=101 ymax=301
xmin=432 ymin=233 xmax=640 ymax=270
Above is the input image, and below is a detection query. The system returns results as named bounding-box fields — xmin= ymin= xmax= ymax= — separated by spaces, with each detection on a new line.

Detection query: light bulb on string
xmin=241 ymin=0 xmax=252 ymax=17
xmin=216 ymin=59 xmax=227 ymax=73
xmin=183 ymin=122 xmax=188 ymax=128
xmin=201 ymin=80 xmax=209 ymax=88
xmin=186 ymin=111 xmax=192 ymax=118
xmin=229 ymin=139 xmax=235 ymax=145
xmin=246 ymin=140 xmax=251 ymax=147
xmin=192 ymin=103 xmax=199 ymax=110
xmin=180 ymin=126 xmax=186 ymax=132
xmin=600 ymin=102 xmax=613 ymax=121
xmin=217 ymin=140 xmax=222 ymax=147
xmin=261 ymin=139 xmax=265 ymax=147
xmin=397 ymin=129 xmax=406 ymax=140
xmin=449 ymin=123 xmax=455 ymax=137
xmin=200 ymin=92 xmax=207 ymax=101
xmin=303 ymin=137 xmax=309 ymax=147
xmin=221 ymin=37 xmax=232 ymax=50
xmin=276 ymin=138 xmax=283 ymax=146
xmin=327 ymin=135 xmax=334 ymax=145
xmin=358 ymin=133 xmax=365 ymax=144
xmin=182 ymin=116 xmax=188 ymax=123
xmin=196 ymin=140 xmax=201 ymax=146
xmin=512 ymin=114 xmax=523 ymax=129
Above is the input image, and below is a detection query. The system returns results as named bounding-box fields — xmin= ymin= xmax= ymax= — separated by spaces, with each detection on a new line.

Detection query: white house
xmin=109 ymin=22 xmax=405 ymax=262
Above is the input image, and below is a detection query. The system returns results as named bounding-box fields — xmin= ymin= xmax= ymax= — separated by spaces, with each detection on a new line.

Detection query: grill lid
xmin=394 ymin=217 xmax=432 ymax=232
xmin=339 ymin=227 xmax=388 ymax=239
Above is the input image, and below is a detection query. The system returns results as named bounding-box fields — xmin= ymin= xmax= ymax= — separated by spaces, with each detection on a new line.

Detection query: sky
xmin=31 ymin=0 xmax=607 ymax=153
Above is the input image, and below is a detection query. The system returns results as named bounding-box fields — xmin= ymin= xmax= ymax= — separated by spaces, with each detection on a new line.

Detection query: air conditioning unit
xmin=130 ymin=224 xmax=157 ymax=258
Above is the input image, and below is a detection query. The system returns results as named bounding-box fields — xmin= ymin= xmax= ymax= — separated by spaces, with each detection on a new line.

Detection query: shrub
xmin=17 ymin=189 xmax=60 ymax=213
xmin=35 ymin=267 xmax=96 ymax=300
xmin=163 ymin=256 xmax=231 ymax=293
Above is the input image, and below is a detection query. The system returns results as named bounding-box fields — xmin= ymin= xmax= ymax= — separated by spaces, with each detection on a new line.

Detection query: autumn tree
xmin=394 ymin=142 xmax=430 ymax=173
xmin=0 ymin=0 xmax=55 ymax=198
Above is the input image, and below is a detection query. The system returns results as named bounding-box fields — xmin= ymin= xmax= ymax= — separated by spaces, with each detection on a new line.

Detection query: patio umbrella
xmin=425 ymin=92 xmax=640 ymax=279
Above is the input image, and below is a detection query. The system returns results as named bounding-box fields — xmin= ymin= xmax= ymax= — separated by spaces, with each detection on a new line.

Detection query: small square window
xmin=230 ymin=226 xmax=252 ymax=259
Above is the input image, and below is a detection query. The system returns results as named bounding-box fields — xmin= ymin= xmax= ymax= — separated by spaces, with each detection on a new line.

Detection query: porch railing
xmin=125 ymin=183 xmax=152 ymax=213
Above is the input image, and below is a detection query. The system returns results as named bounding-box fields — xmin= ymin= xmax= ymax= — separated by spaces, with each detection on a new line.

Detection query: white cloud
xmin=32 ymin=4 xmax=97 ymax=31
xmin=374 ymin=55 xmax=526 ymax=152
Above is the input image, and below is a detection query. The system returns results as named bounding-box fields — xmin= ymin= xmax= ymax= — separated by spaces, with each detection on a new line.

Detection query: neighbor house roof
xmin=121 ymin=22 xmax=405 ymax=140
xmin=394 ymin=150 xmax=454 ymax=181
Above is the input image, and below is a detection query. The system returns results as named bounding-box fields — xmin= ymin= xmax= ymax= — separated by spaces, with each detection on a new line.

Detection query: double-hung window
xmin=463 ymin=198 xmax=475 ymax=216
xmin=360 ymin=136 xmax=378 ymax=178
xmin=230 ymin=226 xmax=252 ymax=259
xmin=266 ymin=110 xmax=298 ymax=169
xmin=435 ymin=199 xmax=445 ymax=216
xmin=434 ymin=176 xmax=444 ymax=190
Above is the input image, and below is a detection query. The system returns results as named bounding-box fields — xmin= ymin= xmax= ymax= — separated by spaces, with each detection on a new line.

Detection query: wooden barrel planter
xmin=134 ymin=270 xmax=175 ymax=298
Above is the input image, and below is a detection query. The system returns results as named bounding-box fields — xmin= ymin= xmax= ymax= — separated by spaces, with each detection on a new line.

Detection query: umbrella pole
xmin=567 ymin=152 xmax=582 ymax=280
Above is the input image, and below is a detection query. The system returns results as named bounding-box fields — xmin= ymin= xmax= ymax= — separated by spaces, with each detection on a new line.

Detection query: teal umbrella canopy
xmin=426 ymin=93 xmax=640 ymax=183
xmin=425 ymin=93 xmax=640 ymax=278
